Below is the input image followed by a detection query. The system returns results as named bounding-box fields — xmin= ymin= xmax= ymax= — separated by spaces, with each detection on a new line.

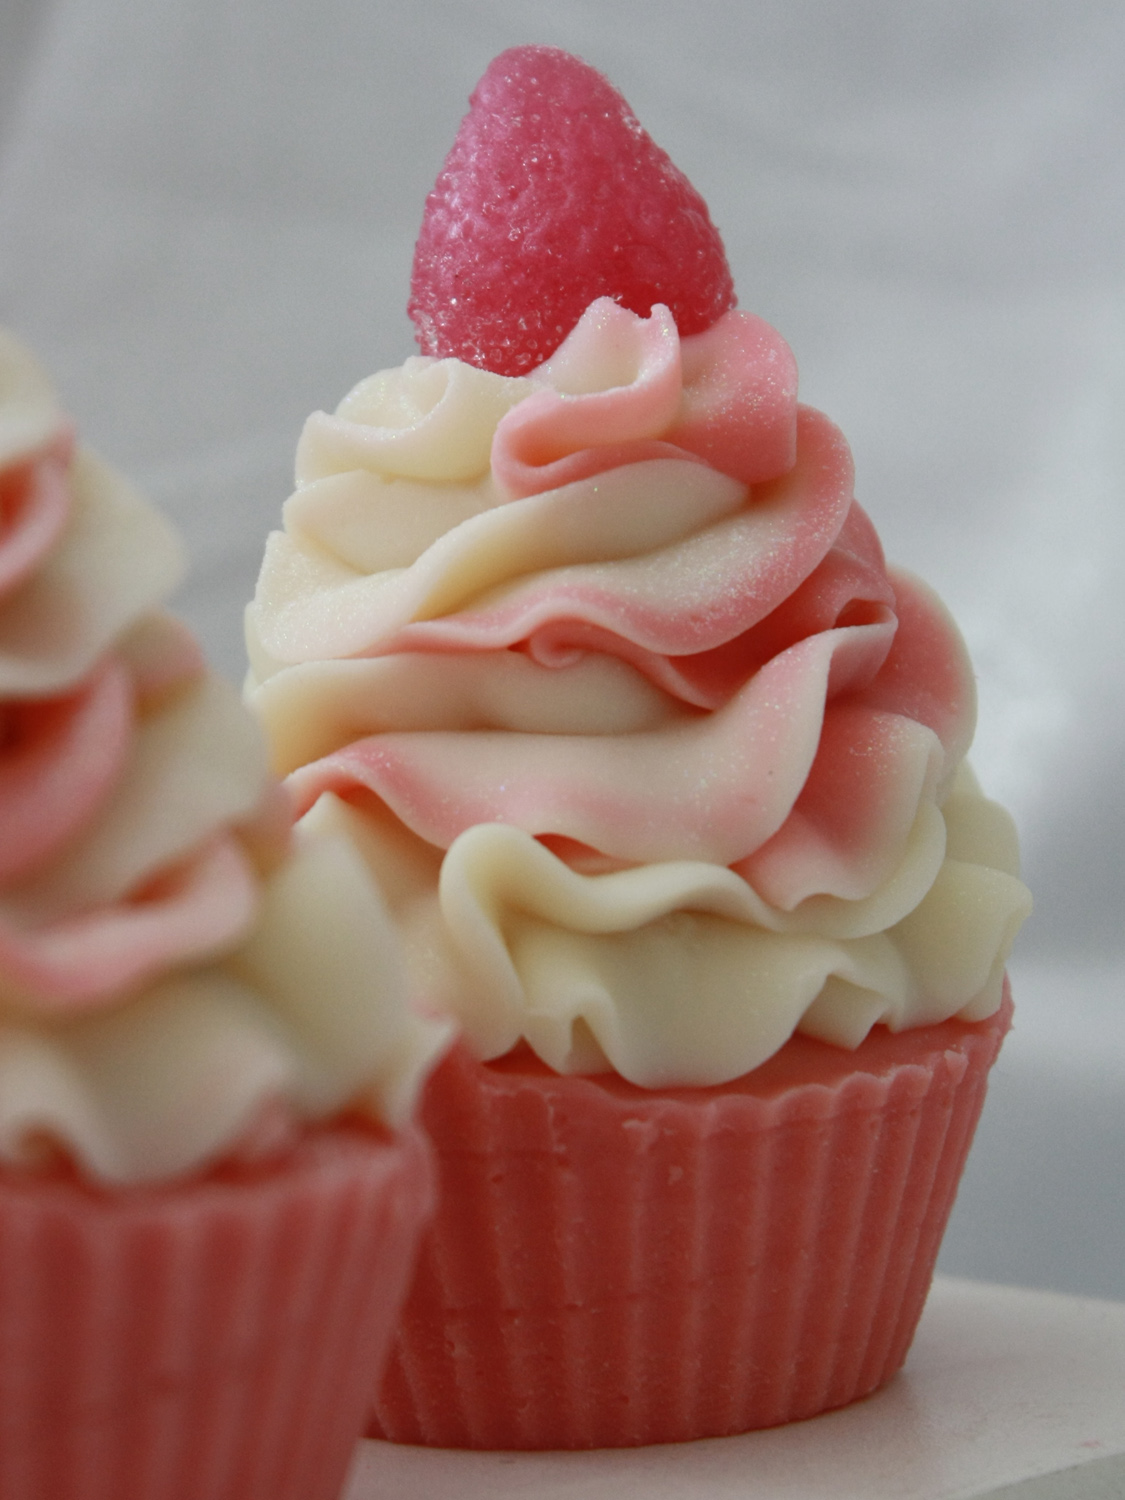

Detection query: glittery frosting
xmin=246 ymin=298 xmax=1030 ymax=1086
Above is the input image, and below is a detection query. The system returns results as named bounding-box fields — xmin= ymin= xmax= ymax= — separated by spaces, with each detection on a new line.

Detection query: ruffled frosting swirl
xmin=246 ymin=299 xmax=1030 ymax=1087
xmin=0 ymin=329 xmax=447 ymax=1181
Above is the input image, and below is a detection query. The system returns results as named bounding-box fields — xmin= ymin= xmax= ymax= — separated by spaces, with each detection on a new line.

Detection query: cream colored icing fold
xmin=246 ymin=298 xmax=1030 ymax=1087
xmin=0 ymin=329 xmax=448 ymax=1181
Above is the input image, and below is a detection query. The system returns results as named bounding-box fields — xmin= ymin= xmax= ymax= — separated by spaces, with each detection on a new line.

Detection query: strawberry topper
xmin=409 ymin=45 xmax=736 ymax=377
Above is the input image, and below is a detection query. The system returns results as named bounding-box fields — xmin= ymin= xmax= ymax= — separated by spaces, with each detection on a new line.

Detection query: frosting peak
xmin=0 ymin=329 xmax=449 ymax=1182
xmin=490 ymin=300 xmax=798 ymax=497
xmin=247 ymin=301 xmax=1030 ymax=1087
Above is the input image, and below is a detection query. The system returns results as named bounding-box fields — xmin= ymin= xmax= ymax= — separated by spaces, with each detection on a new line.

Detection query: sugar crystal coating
xmin=409 ymin=45 xmax=736 ymax=376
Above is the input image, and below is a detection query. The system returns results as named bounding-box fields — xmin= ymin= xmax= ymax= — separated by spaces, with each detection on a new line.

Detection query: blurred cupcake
xmin=244 ymin=48 xmax=1031 ymax=1449
xmin=0 ymin=328 xmax=448 ymax=1497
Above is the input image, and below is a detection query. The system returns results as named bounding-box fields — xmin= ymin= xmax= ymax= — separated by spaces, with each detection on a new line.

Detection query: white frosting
xmin=246 ymin=300 xmax=1031 ymax=1087
xmin=0 ymin=328 xmax=449 ymax=1181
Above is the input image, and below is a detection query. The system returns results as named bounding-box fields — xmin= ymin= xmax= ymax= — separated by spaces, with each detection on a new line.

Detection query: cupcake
xmin=0 ymin=328 xmax=448 ymax=1497
xmin=244 ymin=47 xmax=1031 ymax=1449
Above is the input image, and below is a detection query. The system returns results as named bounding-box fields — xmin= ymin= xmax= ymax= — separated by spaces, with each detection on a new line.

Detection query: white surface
xmin=0 ymin=2 xmax=1122 ymax=1301
xmin=342 ymin=1276 xmax=1125 ymax=1500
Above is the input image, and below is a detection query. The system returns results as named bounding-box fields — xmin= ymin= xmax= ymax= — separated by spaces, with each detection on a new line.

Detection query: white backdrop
xmin=1 ymin=0 xmax=1121 ymax=1301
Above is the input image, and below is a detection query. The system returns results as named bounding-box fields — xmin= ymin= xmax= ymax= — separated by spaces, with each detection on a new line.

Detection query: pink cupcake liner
xmin=370 ymin=988 xmax=1011 ymax=1449
xmin=0 ymin=1122 xmax=432 ymax=1500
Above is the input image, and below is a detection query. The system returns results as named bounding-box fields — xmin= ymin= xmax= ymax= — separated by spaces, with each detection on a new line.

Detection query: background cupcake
xmin=0 ymin=327 xmax=448 ymax=1498
xmin=243 ymin=49 xmax=1031 ymax=1447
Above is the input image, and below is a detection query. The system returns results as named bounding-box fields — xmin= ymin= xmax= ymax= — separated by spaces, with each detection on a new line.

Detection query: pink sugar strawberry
xmin=409 ymin=46 xmax=736 ymax=377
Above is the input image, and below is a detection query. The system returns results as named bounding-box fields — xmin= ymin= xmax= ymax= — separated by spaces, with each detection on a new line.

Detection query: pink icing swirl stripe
xmin=384 ymin=405 xmax=857 ymax=707
xmin=269 ymin=301 xmax=977 ymax=917
xmin=490 ymin=302 xmax=798 ymax=498
xmin=0 ymin=833 xmax=259 ymax=1015
xmin=286 ymin=567 xmax=970 ymax=913
xmin=0 ymin=429 xmax=74 ymax=595
xmin=0 ymin=659 xmax=132 ymax=885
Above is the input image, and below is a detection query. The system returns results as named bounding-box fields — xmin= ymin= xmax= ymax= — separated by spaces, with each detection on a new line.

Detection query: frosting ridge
xmin=0 ymin=328 xmax=449 ymax=1180
xmin=246 ymin=301 xmax=1031 ymax=1087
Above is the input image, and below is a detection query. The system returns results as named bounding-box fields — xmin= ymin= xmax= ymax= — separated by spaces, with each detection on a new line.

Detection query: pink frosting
xmin=282 ymin=300 xmax=975 ymax=918
xmin=0 ymin=659 xmax=132 ymax=884
xmin=490 ymin=304 xmax=797 ymax=497
xmin=0 ymin=429 xmax=74 ymax=594
xmin=0 ymin=399 xmax=271 ymax=1016
xmin=0 ymin=330 xmax=450 ymax=1180
xmin=0 ymin=836 xmax=257 ymax=1012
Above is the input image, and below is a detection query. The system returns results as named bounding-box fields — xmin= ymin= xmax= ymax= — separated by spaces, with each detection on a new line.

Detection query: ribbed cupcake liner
xmin=370 ymin=991 xmax=1011 ymax=1449
xmin=0 ymin=1122 xmax=432 ymax=1500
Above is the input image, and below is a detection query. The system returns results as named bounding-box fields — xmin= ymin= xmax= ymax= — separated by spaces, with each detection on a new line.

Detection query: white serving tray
xmin=343 ymin=1276 xmax=1125 ymax=1500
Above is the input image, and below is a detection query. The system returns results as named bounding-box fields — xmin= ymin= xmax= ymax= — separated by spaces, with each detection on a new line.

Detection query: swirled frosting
xmin=0 ymin=329 xmax=448 ymax=1181
xmin=246 ymin=298 xmax=1030 ymax=1087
